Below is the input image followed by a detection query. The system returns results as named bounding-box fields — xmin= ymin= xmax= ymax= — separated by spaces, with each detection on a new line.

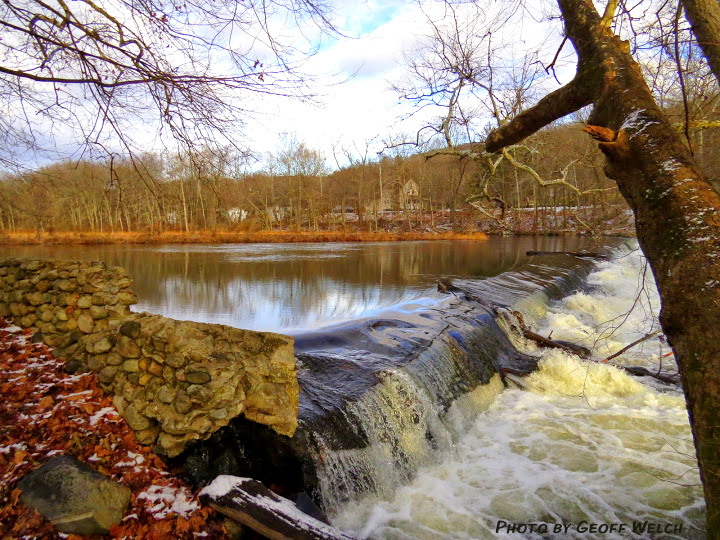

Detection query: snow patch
xmin=136 ymin=484 xmax=200 ymax=519
xmin=200 ymin=475 xmax=250 ymax=498
xmin=89 ymin=406 xmax=119 ymax=425
xmin=621 ymin=109 xmax=659 ymax=137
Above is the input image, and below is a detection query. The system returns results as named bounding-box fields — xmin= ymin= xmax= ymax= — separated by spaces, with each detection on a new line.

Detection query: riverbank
xmin=0 ymin=230 xmax=493 ymax=246
xmin=0 ymin=321 xmax=228 ymax=539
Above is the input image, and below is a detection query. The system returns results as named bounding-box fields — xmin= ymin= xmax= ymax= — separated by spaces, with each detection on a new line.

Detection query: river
xmin=0 ymin=237 xmax=705 ymax=538
xmin=0 ymin=236 xmax=594 ymax=333
xmin=332 ymin=245 xmax=705 ymax=539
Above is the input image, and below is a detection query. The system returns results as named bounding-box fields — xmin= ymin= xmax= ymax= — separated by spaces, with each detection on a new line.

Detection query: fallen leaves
xmin=0 ymin=319 xmax=229 ymax=539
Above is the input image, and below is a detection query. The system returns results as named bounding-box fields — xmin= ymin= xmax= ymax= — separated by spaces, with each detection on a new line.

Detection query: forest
xmin=1 ymin=114 xmax=718 ymax=236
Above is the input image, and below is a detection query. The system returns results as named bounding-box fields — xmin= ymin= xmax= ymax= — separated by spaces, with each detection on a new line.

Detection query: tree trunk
xmin=683 ymin=0 xmax=720 ymax=87
xmin=485 ymin=0 xmax=720 ymax=534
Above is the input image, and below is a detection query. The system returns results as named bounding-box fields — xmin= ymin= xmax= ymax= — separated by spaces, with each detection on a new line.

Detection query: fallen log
xmin=526 ymin=250 xmax=610 ymax=259
xmin=522 ymin=328 xmax=592 ymax=358
xmin=199 ymin=476 xmax=356 ymax=540
xmin=622 ymin=365 xmax=681 ymax=385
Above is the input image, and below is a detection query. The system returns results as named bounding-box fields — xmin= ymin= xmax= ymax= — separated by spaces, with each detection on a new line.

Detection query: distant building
xmin=400 ymin=180 xmax=420 ymax=211
xmin=228 ymin=208 xmax=249 ymax=222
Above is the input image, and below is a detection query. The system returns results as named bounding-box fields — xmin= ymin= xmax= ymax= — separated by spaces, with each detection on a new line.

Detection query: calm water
xmin=0 ymin=237 xmax=594 ymax=333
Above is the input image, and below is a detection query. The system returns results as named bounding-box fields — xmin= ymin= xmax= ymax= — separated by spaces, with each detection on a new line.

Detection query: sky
xmin=232 ymin=0 xmax=571 ymax=169
xmin=2 ymin=0 xmax=574 ymax=172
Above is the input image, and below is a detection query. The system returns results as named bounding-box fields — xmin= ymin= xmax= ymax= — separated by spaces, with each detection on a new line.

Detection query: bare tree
xmin=393 ymin=0 xmax=615 ymax=232
xmin=0 ymin=0 xmax=336 ymax=171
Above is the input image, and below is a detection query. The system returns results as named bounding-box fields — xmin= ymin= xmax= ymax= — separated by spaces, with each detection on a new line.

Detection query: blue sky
xmin=236 ymin=0 xmax=571 ymax=168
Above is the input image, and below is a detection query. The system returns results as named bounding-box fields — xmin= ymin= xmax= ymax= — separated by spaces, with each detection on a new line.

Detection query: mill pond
xmin=0 ymin=237 xmax=706 ymax=538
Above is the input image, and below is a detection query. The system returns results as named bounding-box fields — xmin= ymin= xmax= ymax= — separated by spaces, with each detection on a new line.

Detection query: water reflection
xmin=0 ymin=237 xmax=596 ymax=332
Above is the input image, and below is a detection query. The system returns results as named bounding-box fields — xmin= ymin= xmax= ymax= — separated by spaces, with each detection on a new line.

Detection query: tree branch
xmin=485 ymin=77 xmax=595 ymax=152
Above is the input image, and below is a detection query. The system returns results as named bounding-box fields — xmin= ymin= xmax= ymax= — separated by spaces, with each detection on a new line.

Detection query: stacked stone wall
xmin=0 ymin=258 xmax=299 ymax=457
xmin=0 ymin=258 xmax=137 ymax=346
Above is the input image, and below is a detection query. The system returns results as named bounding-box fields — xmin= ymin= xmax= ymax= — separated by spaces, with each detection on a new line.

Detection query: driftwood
xmin=526 ymin=250 xmax=610 ymax=259
xmin=622 ymin=366 xmax=681 ymax=385
xmin=499 ymin=308 xmax=679 ymax=385
xmin=522 ymin=328 xmax=592 ymax=358
xmin=199 ymin=476 xmax=356 ymax=540
xmin=601 ymin=330 xmax=662 ymax=363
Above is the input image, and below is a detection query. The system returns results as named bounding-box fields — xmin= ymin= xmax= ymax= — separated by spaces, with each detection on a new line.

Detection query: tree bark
xmin=485 ymin=0 xmax=720 ymax=534
xmin=683 ymin=0 xmax=720 ymax=87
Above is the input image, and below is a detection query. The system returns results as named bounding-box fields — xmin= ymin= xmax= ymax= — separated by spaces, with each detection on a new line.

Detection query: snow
xmin=620 ymin=108 xmax=659 ymax=137
xmin=136 ymin=484 xmax=200 ymax=519
xmin=0 ymin=442 xmax=27 ymax=454
xmin=115 ymin=451 xmax=145 ymax=467
xmin=199 ymin=475 xmax=249 ymax=498
xmin=660 ymin=159 xmax=682 ymax=172
xmin=55 ymin=390 xmax=93 ymax=400
xmin=89 ymin=406 xmax=119 ymax=425
xmin=201 ymin=475 xmax=350 ymax=538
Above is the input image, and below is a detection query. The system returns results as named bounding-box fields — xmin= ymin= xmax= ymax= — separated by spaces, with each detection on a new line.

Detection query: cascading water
xmin=332 ymin=244 xmax=705 ymax=539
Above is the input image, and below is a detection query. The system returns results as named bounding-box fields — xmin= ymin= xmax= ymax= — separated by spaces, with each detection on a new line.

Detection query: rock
xmin=174 ymin=390 xmax=192 ymax=414
xmin=148 ymin=361 xmax=164 ymax=376
xmin=124 ymin=404 xmax=151 ymax=431
xmin=209 ymin=408 xmax=228 ymax=420
xmin=157 ymin=386 xmax=177 ymax=404
xmin=77 ymin=313 xmax=94 ymax=333
xmin=116 ymin=336 xmax=141 ymax=359
xmin=166 ymin=353 xmax=186 ymax=368
xmin=162 ymin=366 xmax=175 ymax=382
xmin=119 ymin=320 xmax=142 ymax=340
xmin=117 ymin=292 xmax=138 ymax=305
xmin=77 ymin=296 xmax=92 ymax=309
xmin=87 ymin=355 xmax=106 ymax=372
xmin=135 ymin=426 xmax=159 ymax=445
xmin=25 ymin=292 xmax=47 ymax=306
xmin=185 ymin=369 xmax=211 ymax=385
xmin=198 ymin=476 xmax=353 ymax=540
xmin=99 ymin=366 xmax=119 ymax=384
xmin=56 ymin=279 xmax=77 ymax=292
xmin=35 ymin=280 xmax=50 ymax=293
xmin=106 ymin=352 xmax=123 ymax=366
xmin=89 ymin=306 xmax=108 ymax=320
xmin=20 ymin=313 xmax=37 ymax=328
xmin=187 ymin=384 xmax=211 ymax=403
xmin=17 ymin=455 xmax=130 ymax=535
xmin=122 ymin=359 xmax=140 ymax=373
xmin=95 ymin=337 xmax=113 ymax=354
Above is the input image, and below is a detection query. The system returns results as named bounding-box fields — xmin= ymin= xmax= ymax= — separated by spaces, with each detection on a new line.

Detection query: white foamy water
xmin=334 ymin=245 xmax=705 ymax=539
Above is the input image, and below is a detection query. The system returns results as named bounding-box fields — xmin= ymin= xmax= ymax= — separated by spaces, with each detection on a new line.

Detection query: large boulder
xmin=17 ymin=455 xmax=131 ymax=535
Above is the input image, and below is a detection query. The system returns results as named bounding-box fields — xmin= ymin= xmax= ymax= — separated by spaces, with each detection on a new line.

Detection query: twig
xmin=602 ymin=330 xmax=662 ymax=363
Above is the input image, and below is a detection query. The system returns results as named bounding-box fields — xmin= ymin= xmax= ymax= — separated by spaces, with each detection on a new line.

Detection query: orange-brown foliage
xmin=0 ymin=321 xmax=228 ymax=539
xmin=0 ymin=230 xmax=489 ymax=246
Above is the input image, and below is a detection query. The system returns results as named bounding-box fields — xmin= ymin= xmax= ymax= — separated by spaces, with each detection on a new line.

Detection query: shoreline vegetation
xmin=0 ymin=230 xmax=493 ymax=245
xmin=0 ymin=227 xmax=634 ymax=246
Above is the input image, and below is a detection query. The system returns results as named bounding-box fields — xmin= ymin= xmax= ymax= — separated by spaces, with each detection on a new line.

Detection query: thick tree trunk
xmin=486 ymin=0 xmax=720 ymax=534
xmin=683 ymin=0 xmax=720 ymax=87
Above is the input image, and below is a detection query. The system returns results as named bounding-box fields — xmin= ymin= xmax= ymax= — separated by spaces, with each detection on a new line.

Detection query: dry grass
xmin=0 ymin=230 xmax=489 ymax=246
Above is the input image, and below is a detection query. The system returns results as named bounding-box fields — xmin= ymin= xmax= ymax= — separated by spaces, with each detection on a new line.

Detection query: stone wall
xmin=0 ymin=258 xmax=137 ymax=347
xmin=0 ymin=258 xmax=299 ymax=457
